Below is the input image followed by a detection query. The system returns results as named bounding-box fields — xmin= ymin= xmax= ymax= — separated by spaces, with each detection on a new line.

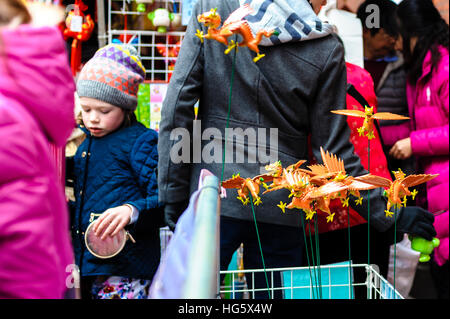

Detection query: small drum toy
xmin=84 ymin=221 xmax=136 ymax=259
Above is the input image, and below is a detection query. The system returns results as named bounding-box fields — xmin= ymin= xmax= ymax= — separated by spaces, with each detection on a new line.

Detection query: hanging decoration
xmin=63 ymin=0 xmax=95 ymax=76
xmin=148 ymin=8 xmax=174 ymax=33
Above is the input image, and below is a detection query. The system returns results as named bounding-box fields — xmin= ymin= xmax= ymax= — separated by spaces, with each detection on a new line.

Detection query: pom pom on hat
xmin=77 ymin=44 xmax=146 ymax=110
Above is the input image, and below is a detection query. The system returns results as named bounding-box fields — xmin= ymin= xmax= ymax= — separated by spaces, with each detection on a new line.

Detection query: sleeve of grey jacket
xmin=157 ymin=0 xmax=205 ymax=205
xmin=308 ymin=37 xmax=393 ymax=232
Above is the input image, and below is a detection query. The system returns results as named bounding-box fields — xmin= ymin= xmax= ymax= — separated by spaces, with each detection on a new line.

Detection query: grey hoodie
xmin=239 ymin=0 xmax=334 ymax=45
xmin=158 ymin=0 xmax=393 ymax=231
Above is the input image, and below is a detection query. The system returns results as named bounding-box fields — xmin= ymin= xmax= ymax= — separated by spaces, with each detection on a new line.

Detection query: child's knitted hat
xmin=77 ymin=44 xmax=146 ymax=110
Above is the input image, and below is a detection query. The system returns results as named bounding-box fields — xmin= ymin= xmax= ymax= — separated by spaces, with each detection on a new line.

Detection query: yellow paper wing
xmin=372 ymin=112 xmax=410 ymax=121
xmin=308 ymin=181 xmax=348 ymax=199
xmin=402 ymin=174 xmax=439 ymax=188
xmin=283 ymin=169 xmax=297 ymax=187
xmin=296 ymin=168 xmax=317 ymax=176
xmin=223 ymin=4 xmax=253 ymax=26
xmin=320 ymin=147 xmax=346 ymax=174
xmin=221 ymin=176 xmax=245 ymax=188
xmin=348 ymin=179 xmax=379 ymax=191
xmin=286 ymin=159 xmax=307 ymax=171
xmin=309 ymin=173 xmax=338 ymax=186
xmin=354 ymin=174 xmax=392 ymax=188
xmin=331 ymin=109 xmax=366 ymax=118
xmin=252 ymin=174 xmax=274 ymax=184
xmin=262 ymin=184 xmax=287 ymax=194
xmin=220 ymin=20 xmax=246 ymax=34
xmin=307 ymin=164 xmax=329 ymax=175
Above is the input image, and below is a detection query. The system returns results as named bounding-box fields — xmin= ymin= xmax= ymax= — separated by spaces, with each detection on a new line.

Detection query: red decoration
xmin=63 ymin=0 xmax=95 ymax=76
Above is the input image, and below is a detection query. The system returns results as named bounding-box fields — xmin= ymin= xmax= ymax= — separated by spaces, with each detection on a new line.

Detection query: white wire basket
xmin=220 ymin=263 xmax=404 ymax=300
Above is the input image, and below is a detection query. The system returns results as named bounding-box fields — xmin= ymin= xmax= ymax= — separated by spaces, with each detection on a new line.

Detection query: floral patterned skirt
xmin=91 ymin=276 xmax=151 ymax=299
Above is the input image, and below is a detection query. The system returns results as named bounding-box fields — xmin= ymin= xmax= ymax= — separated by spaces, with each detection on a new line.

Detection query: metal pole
xmin=97 ymin=0 xmax=107 ymax=47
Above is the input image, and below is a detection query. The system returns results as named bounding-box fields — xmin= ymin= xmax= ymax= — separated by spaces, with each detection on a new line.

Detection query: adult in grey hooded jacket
xmin=158 ymin=0 xmax=436 ymax=285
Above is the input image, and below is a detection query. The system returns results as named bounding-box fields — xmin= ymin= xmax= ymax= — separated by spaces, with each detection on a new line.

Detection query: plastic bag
xmin=387 ymin=234 xmax=420 ymax=298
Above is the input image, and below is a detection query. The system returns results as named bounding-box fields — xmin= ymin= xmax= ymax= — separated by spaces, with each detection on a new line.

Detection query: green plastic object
xmin=148 ymin=9 xmax=174 ymax=33
xmin=136 ymin=83 xmax=150 ymax=128
xmin=137 ymin=3 xmax=146 ymax=12
xmin=409 ymin=236 xmax=440 ymax=262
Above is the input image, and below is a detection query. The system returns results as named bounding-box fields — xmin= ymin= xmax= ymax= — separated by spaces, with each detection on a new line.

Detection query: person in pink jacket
xmin=390 ymin=0 xmax=449 ymax=299
xmin=0 ymin=1 xmax=76 ymax=298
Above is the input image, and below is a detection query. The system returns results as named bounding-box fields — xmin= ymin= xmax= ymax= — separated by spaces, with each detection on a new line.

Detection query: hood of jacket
xmin=241 ymin=0 xmax=334 ymax=46
xmin=0 ymin=24 xmax=75 ymax=146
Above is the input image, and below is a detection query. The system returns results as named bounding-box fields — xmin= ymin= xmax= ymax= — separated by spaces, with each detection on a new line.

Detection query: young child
xmin=69 ymin=43 xmax=164 ymax=299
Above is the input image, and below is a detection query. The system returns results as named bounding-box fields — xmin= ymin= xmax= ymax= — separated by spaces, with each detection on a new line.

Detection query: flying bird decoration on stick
xmin=221 ymin=173 xmax=274 ymax=206
xmin=331 ymin=106 xmax=409 ymax=140
xmin=196 ymin=5 xmax=276 ymax=62
xmin=355 ymin=168 xmax=438 ymax=216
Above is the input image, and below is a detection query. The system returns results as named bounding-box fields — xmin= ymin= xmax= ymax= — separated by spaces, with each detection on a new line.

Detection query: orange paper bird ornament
xmin=196 ymin=8 xmax=229 ymax=46
xmin=331 ymin=106 xmax=409 ymax=140
xmin=196 ymin=5 xmax=275 ymax=62
xmin=296 ymin=147 xmax=381 ymax=199
xmin=262 ymin=164 xmax=348 ymax=220
xmin=262 ymin=160 xmax=307 ymax=193
xmin=356 ymin=169 xmax=439 ymax=215
xmin=222 ymin=173 xmax=274 ymax=206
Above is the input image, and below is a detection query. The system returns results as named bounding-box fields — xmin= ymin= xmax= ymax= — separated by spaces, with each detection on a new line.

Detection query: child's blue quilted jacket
xmin=69 ymin=120 xmax=164 ymax=279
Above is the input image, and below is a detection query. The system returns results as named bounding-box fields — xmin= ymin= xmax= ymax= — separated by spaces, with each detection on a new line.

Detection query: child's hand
xmin=93 ymin=205 xmax=132 ymax=240
xmin=389 ymin=137 xmax=412 ymax=159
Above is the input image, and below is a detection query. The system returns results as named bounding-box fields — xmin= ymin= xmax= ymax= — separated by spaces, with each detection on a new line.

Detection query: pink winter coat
xmin=407 ymin=46 xmax=449 ymax=266
xmin=0 ymin=25 xmax=75 ymax=298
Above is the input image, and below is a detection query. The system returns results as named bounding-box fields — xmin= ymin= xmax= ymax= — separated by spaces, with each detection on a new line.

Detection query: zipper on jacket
xmin=426 ymin=86 xmax=431 ymax=103
xmin=77 ymin=136 xmax=93 ymax=276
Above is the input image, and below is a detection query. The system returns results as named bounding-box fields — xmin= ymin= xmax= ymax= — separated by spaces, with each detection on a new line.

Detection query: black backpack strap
xmin=347 ymin=83 xmax=370 ymax=109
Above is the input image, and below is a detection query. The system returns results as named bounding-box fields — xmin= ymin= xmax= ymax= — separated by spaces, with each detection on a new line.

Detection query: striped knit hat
xmin=77 ymin=44 xmax=146 ymax=110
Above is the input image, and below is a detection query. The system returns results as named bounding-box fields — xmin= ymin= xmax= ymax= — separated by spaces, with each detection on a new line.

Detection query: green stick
xmin=367 ymin=139 xmax=371 ymax=267
xmin=314 ymin=214 xmax=322 ymax=299
xmin=393 ymin=205 xmax=398 ymax=299
xmin=307 ymin=218 xmax=320 ymax=298
xmin=249 ymin=193 xmax=271 ymax=299
xmin=300 ymin=213 xmax=316 ymax=299
xmin=347 ymin=205 xmax=353 ymax=299
xmin=367 ymin=138 xmax=371 ymax=299
xmin=220 ymin=46 xmax=237 ymax=184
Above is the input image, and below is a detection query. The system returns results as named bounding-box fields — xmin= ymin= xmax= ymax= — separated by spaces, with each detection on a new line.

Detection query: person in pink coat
xmin=390 ymin=0 xmax=449 ymax=298
xmin=0 ymin=1 xmax=76 ymax=298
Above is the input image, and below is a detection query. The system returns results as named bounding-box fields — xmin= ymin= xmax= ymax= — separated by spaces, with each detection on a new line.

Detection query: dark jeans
xmin=80 ymin=276 xmax=96 ymax=299
xmin=220 ymin=216 xmax=304 ymax=299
